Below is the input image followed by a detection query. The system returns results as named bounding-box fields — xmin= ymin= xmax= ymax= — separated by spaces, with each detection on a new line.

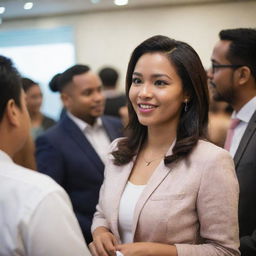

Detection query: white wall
xmin=1 ymin=1 xmax=256 ymax=91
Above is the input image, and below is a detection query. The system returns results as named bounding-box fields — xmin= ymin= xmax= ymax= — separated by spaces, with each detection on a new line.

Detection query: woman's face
xmin=25 ymin=84 xmax=43 ymax=114
xmin=129 ymin=52 xmax=187 ymax=128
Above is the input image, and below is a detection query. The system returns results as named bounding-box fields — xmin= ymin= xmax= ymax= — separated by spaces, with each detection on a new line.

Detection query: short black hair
xmin=219 ymin=28 xmax=256 ymax=79
xmin=49 ymin=73 xmax=62 ymax=92
xmin=50 ymin=65 xmax=90 ymax=92
xmin=99 ymin=67 xmax=119 ymax=88
xmin=0 ymin=55 xmax=22 ymax=121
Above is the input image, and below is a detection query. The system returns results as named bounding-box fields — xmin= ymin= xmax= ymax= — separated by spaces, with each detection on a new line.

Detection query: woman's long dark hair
xmin=112 ymin=35 xmax=209 ymax=166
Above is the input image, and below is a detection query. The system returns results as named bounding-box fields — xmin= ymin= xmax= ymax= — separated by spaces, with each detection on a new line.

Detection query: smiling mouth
xmin=138 ymin=104 xmax=156 ymax=109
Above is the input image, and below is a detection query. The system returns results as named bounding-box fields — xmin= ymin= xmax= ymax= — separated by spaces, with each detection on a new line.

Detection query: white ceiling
xmin=0 ymin=0 xmax=249 ymax=20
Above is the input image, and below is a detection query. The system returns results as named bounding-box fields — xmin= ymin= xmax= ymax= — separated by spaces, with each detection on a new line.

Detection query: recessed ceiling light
xmin=24 ymin=2 xmax=33 ymax=10
xmin=0 ymin=6 xmax=5 ymax=14
xmin=114 ymin=0 xmax=128 ymax=6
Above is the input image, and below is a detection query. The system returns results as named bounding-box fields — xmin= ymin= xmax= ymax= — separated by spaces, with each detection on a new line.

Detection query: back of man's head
xmin=54 ymin=64 xmax=90 ymax=92
xmin=99 ymin=67 xmax=119 ymax=88
xmin=0 ymin=55 xmax=22 ymax=121
xmin=219 ymin=28 xmax=256 ymax=80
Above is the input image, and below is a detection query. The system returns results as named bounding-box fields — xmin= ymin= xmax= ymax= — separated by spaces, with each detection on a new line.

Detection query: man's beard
xmin=209 ymin=81 xmax=228 ymax=102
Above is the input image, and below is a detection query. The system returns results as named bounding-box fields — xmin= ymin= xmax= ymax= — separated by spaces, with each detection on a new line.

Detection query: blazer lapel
xmin=110 ymin=160 xmax=134 ymax=242
xmin=62 ymin=115 xmax=104 ymax=172
xmin=234 ymin=110 xmax=256 ymax=167
xmin=131 ymin=142 xmax=175 ymax=240
xmin=131 ymin=161 xmax=171 ymax=240
xmin=110 ymin=141 xmax=175 ymax=241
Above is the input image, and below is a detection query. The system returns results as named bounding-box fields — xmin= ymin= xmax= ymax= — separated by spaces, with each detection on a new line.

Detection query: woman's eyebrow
xmin=132 ymin=72 xmax=142 ymax=77
xmin=152 ymin=74 xmax=171 ymax=79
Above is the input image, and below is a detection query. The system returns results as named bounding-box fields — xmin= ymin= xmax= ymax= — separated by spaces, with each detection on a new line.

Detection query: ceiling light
xmin=114 ymin=0 xmax=128 ymax=6
xmin=91 ymin=0 xmax=101 ymax=3
xmin=0 ymin=6 xmax=5 ymax=14
xmin=24 ymin=2 xmax=33 ymax=10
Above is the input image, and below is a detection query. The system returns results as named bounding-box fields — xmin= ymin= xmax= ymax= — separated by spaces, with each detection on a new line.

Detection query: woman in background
xmin=90 ymin=35 xmax=240 ymax=256
xmin=22 ymin=78 xmax=56 ymax=139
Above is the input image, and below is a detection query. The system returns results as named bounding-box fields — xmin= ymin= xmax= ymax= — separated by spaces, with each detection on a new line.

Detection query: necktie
xmin=224 ymin=118 xmax=241 ymax=151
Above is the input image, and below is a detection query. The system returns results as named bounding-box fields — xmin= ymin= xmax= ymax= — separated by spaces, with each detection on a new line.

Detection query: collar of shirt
xmin=0 ymin=150 xmax=13 ymax=163
xmin=233 ymin=96 xmax=256 ymax=123
xmin=67 ymin=111 xmax=103 ymax=132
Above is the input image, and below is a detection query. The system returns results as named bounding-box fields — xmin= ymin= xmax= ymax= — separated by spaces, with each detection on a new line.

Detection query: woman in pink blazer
xmin=90 ymin=35 xmax=240 ymax=256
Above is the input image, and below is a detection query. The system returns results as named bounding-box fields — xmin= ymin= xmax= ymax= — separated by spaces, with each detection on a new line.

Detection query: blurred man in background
xmin=36 ymin=64 xmax=123 ymax=244
xmin=208 ymin=28 xmax=256 ymax=256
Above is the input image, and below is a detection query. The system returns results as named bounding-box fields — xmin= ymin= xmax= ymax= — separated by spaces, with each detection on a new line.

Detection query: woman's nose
xmin=138 ymin=84 xmax=153 ymax=99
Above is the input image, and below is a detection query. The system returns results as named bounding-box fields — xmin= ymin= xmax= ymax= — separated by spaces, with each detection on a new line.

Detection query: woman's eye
xmin=132 ymin=77 xmax=142 ymax=84
xmin=155 ymin=80 xmax=168 ymax=86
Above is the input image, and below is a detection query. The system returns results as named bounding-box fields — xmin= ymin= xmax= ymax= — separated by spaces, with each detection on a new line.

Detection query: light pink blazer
xmin=92 ymin=139 xmax=240 ymax=256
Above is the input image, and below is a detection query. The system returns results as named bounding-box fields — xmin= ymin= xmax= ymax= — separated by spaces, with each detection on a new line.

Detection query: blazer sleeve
xmin=91 ymin=151 xmax=113 ymax=233
xmin=175 ymin=150 xmax=240 ymax=256
xmin=91 ymin=177 xmax=109 ymax=232
xmin=36 ymin=135 xmax=65 ymax=186
xmin=91 ymin=138 xmax=121 ymax=233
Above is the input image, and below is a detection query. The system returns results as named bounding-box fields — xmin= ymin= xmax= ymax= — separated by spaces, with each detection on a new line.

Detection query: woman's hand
xmin=115 ymin=243 xmax=147 ymax=256
xmin=91 ymin=227 xmax=118 ymax=256
xmin=115 ymin=242 xmax=177 ymax=256
xmin=88 ymin=242 xmax=99 ymax=256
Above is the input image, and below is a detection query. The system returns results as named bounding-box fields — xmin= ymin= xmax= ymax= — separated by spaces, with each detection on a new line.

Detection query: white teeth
xmin=139 ymin=104 xmax=154 ymax=109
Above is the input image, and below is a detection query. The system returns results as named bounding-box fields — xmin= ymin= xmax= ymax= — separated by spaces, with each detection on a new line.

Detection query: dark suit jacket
xmin=234 ymin=110 xmax=256 ymax=256
xmin=35 ymin=115 xmax=123 ymax=244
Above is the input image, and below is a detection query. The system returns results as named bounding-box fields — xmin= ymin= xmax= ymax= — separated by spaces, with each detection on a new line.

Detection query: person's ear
xmin=5 ymin=99 xmax=20 ymax=127
xmin=237 ymin=66 xmax=251 ymax=85
xmin=61 ymin=92 xmax=71 ymax=108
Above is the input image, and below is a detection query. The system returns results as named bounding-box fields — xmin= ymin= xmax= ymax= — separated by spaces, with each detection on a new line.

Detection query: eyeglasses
xmin=211 ymin=63 xmax=244 ymax=74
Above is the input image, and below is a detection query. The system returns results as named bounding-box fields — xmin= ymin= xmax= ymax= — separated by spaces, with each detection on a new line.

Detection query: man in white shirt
xmin=36 ymin=64 xmax=123 ymax=244
xmin=0 ymin=55 xmax=90 ymax=256
xmin=208 ymin=28 xmax=256 ymax=256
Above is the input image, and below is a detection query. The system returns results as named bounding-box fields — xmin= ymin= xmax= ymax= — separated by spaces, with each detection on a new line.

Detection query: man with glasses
xmin=208 ymin=28 xmax=256 ymax=256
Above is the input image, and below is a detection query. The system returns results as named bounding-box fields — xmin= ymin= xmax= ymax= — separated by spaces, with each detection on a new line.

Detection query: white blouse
xmin=118 ymin=181 xmax=146 ymax=243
